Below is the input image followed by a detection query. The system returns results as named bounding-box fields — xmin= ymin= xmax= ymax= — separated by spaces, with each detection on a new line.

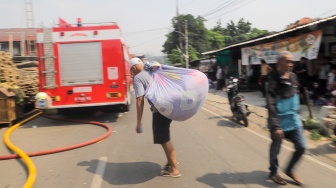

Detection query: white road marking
xmin=90 ymin=157 xmax=108 ymax=188
xmin=202 ymin=107 xmax=336 ymax=172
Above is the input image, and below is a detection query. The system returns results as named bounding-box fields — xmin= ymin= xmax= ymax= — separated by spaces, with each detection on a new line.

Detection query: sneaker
xmin=269 ymin=173 xmax=287 ymax=185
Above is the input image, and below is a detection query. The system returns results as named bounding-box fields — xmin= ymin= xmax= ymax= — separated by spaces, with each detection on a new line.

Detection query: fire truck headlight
xmin=51 ymin=96 xmax=61 ymax=101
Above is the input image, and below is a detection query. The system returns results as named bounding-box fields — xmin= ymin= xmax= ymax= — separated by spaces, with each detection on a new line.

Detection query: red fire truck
xmin=35 ymin=19 xmax=132 ymax=113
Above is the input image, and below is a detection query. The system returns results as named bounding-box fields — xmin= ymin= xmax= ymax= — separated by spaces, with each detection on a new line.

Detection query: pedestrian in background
xmin=327 ymin=67 xmax=336 ymax=91
xmin=246 ymin=66 xmax=254 ymax=90
xmin=260 ymin=59 xmax=273 ymax=97
xmin=293 ymin=57 xmax=309 ymax=104
xmin=224 ymin=65 xmax=231 ymax=88
xmin=266 ymin=51 xmax=306 ymax=186
xmin=208 ymin=62 xmax=216 ymax=82
xmin=215 ymin=65 xmax=224 ymax=93
xmin=318 ymin=57 xmax=330 ymax=89
xmin=129 ymin=57 xmax=181 ymax=178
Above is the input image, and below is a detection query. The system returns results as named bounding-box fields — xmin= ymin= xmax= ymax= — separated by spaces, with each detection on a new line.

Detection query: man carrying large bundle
xmin=130 ymin=57 xmax=181 ymax=178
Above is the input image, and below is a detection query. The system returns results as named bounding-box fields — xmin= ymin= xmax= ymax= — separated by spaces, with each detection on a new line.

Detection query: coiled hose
xmin=1 ymin=111 xmax=113 ymax=188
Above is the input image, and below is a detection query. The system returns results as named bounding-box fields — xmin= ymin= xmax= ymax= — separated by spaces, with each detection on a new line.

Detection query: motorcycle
xmin=226 ymin=77 xmax=251 ymax=127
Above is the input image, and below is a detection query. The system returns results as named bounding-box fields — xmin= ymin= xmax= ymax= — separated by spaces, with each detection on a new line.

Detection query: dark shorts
xmin=152 ymin=112 xmax=172 ymax=144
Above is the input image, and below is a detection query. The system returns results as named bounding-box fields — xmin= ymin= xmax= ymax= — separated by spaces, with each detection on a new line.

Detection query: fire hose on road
xmin=1 ymin=110 xmax=113 ymax=188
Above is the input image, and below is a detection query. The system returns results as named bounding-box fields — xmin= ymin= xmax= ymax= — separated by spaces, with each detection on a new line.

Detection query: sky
xmin=1 ymin=0 xmax=336 ymax=56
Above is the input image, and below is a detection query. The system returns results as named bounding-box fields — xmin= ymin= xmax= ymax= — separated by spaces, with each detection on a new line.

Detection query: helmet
xmin=35 ymin=92 xmax=48 ymax=100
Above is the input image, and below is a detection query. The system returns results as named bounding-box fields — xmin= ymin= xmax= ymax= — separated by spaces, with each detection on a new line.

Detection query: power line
xmin=124 ymin=30 xmax=169 ymax=39
xmin=201 ymin=0 xmax=238 ymax=17
xmin=123 ymin=26 xmax=171 ymax=35
xmin=182 ymin=0 xmax=223 ymax=15
xmin=202 ymin=0 xmax=248 ymax=18
xmin=206 ymin=0 xmax=257 ymax=21
xmin=316 ymin=6 xmax=336 ymax=18
xmin=180 ymin=0 xmax=197 ymax=8
xmin=128 ymin=33 xmax=167 ymax=48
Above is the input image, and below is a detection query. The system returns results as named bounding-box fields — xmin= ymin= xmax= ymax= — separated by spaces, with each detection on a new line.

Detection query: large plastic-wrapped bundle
xmin=145 ymin=64 xmax=208 ymax=121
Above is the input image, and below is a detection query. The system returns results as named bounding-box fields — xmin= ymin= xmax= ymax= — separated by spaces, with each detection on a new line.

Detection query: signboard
xmin=108 ymin=67 xmax=119 ymax=80
xmin=73 ymin=87 xmax=92 ymax=93
xmin=241 ymin=30 xmax=323 ymax=65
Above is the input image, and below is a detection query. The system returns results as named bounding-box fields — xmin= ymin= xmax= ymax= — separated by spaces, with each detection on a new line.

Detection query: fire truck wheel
xmin=58 ymin=108 xmax=76 ymax=116
xmin=43 ymin=109 xmax=58 ymax=115
xmin=119 ymin=104 xmax=130 ymax=112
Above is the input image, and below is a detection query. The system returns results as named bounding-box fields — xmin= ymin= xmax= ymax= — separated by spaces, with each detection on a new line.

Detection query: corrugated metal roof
xmin=202 ymin=15 xmax=336 ymax=55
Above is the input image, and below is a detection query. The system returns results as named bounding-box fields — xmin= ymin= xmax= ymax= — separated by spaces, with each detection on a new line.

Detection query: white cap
xmin=129 ymin=58 xmax=143 ymax=71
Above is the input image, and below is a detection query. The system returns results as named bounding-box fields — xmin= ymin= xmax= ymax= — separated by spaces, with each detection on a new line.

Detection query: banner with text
xmin=241 ymin=30 xmax=322 ymax=65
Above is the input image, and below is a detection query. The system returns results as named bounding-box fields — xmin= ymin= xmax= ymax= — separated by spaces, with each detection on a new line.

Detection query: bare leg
xmin=161 ymin=140 xmax=179 ymax=175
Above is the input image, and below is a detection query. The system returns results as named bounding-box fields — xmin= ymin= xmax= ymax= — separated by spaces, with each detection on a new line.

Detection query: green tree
xmin=167 ymin=45 xmax=199 ymax=65
xmin=163 ymin=16 xmax=268 ymax=62
xmin=167 ymin=49 xmax=184 ymax=65
xmin=207 ymin=30 xmax=225 ymax=49
xmin=163 ymin=14 xmax=214 ymax=59
xmin=212 ymin=18 xmax=268 ymax=45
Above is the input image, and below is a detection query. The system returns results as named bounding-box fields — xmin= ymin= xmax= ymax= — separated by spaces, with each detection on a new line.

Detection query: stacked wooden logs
xmin=0 ymin=51 xmax=19 ymax=83
xmin=0 ymin=51 xmax=39 ymax=104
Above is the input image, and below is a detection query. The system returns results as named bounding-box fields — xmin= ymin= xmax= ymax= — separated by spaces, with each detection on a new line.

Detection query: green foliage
xmin=163 ymin=15 xmax=269 ymax=62
xmin=207 ymin=30 xmax=225 ymax=49
xmin=212 ymin=18 xmax=268 ymax=45
xmin=168 ymin=49 xmax=184 ymax=65
xmin=163 ymin=14 xmax=217 ymax=59
xmin=303 ymin=118 xmax=320 ymax=130
xmin=310 ymin=129 xmax=322 ymax=141
xmin=304 ymin=117 xmax=332 ymax=139
xmin=187 ymin=45 xmax=199 ymax=62
xmin=167 ymin=45 xmax=199 ymax=65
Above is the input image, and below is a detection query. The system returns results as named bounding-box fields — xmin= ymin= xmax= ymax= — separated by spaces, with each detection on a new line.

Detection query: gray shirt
xmin=133 ymin=70 xmax=158 ymax=112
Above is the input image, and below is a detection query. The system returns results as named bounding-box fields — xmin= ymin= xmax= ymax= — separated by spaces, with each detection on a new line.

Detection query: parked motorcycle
xmin=226 ymin=77 xmax=251 ymax=127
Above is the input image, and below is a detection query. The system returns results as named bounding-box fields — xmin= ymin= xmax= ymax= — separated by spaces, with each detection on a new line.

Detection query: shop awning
xmin=202 ymin=15 xmax=336 ymax=55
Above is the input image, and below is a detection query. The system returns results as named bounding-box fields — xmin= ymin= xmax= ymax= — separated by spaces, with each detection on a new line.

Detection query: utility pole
xmin=185 ymin=20 xmax=189 ymax=68
xmin=176 ymin=0 xmax=183 ymax=51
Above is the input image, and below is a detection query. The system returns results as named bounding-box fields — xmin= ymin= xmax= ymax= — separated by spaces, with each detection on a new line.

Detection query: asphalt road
xmin=1 ymin=93 xmax=336 ymax=188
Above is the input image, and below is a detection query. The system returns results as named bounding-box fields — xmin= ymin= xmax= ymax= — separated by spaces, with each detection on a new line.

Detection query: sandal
xmin=161 ymin=170 xmax=182 ymax=178
xmin=286 ymin=172 xmax=304 ymax=186
xmin=161 ymin=162 xmax=179 ymax=171
xmin=269 ymin=173 xmax=287 ymax=185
